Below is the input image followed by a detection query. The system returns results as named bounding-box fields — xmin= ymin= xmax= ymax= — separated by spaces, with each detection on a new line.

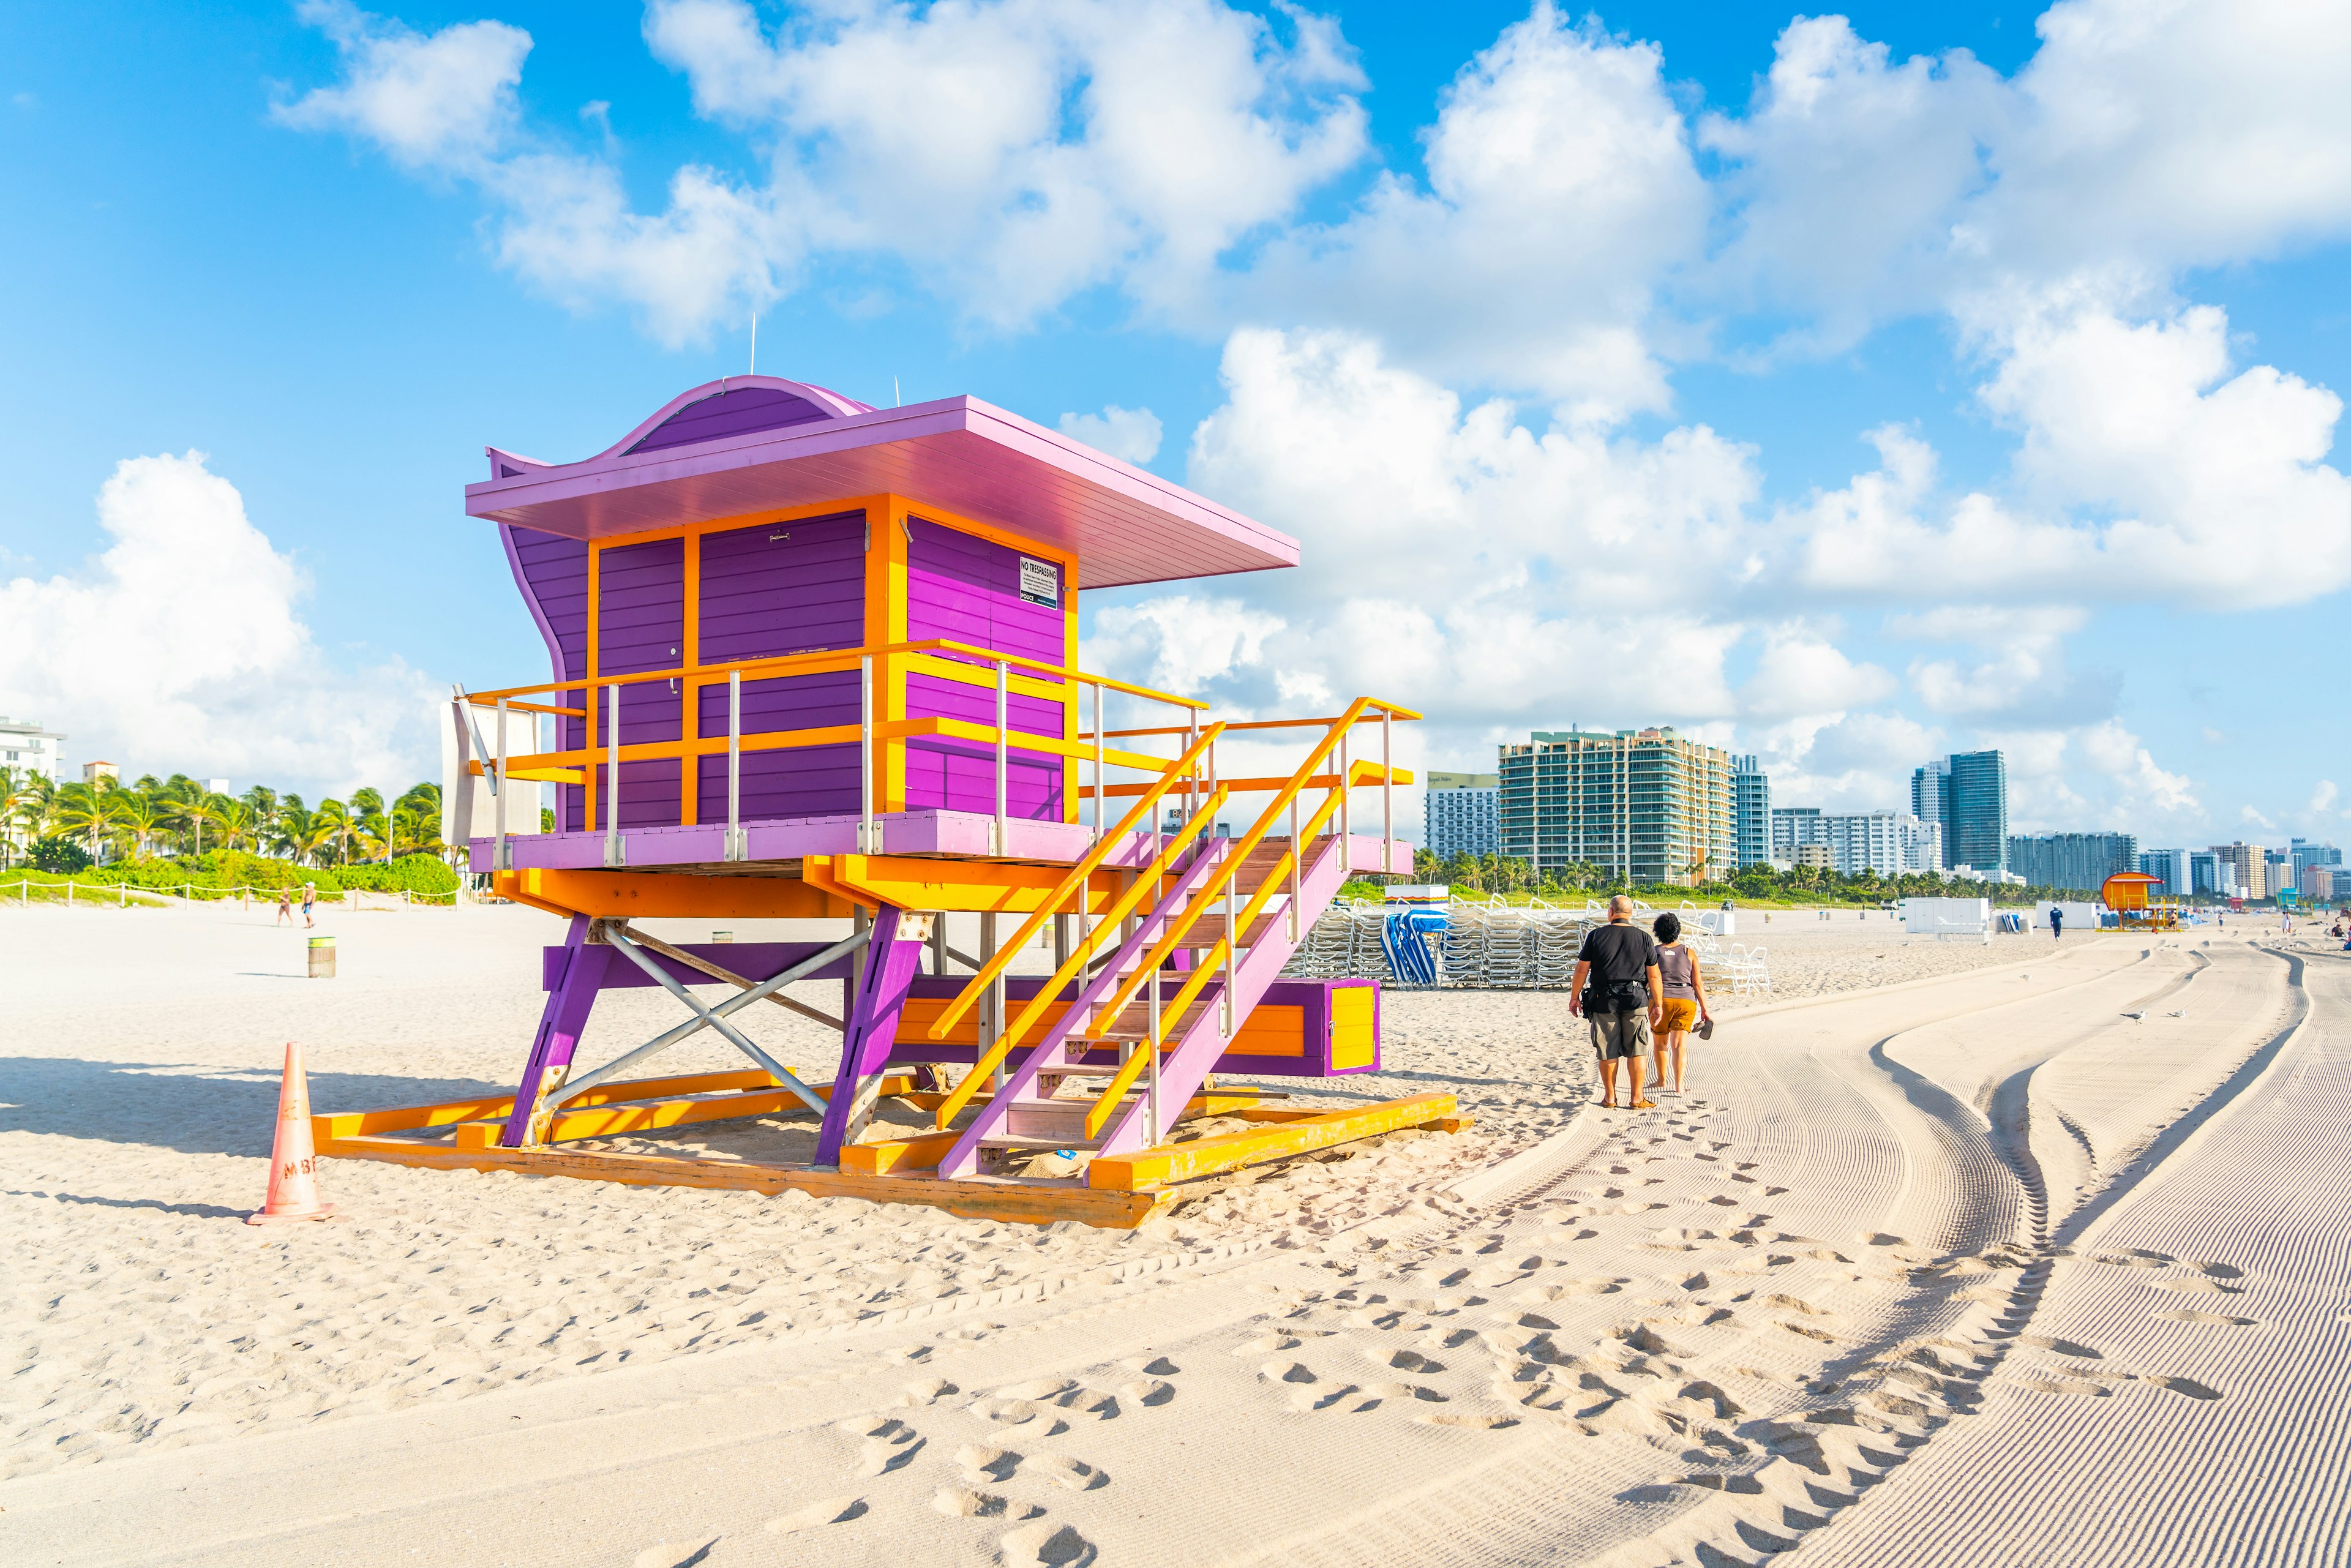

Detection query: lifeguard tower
xmin=321 ymin=377 xmax=1460 ymax=1226
xmin=2101 ymin=871 xmax=2180 ymax=932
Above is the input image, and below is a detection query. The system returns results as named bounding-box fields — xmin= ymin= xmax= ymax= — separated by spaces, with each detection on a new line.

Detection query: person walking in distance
xmin=1651 ymin=912 xmax=1712 ymax=1095
xmin=2050 ymin=904 xmax=2064 ymax=941
xmin=1571 ymin=895 xmax=1663 ymax=1109
xmin=275 ymin=887 xmax=293 ymax=926
xmin=301 ymin=882 xmax=317 ymax=929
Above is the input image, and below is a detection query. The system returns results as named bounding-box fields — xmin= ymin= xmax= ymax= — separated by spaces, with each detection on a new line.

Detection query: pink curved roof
xmin=467 ymin=375 xmax=1297 ymax=590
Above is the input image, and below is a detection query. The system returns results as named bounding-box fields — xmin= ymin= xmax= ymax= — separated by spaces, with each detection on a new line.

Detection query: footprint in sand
xmin=632 ymin=1539 xmax=720 ymax=1567
xmin=2017 ymin=1377 xmax=2109 ymax=1397
xmin=2015 ymin=1334 xmax=2101 ymax=1358
xmin=2184 ymin=1261 xmax=2244 ymax=1279
xmin=1121 ymin=1356 xmax=1179 ymax=1376
xmin=901 ymin=1375 xmax=959 ymax=1406
xmin=765 ymin=1496 xmax=868 ymax=1533
xmin=848 ymin=1420 xmax=924 ymax=1477
xmin=1766 ymin=1293 xmax=1832 ymax=1317
xmin=2153 ymin=1277 xmax=2243 ymax=1296
xmin=933 ymin=1487 xmax=1041 ymax=1520
xmin=1120 ymin=1378 xmax=1176 ymax=1406
xmin=955 ymin=1443 xmax=1022 ymax=1483
xmin=1234 ymin=1335 xmax=1300 ymax=1356
xmin=1030 ymin=1454 xmax=1111 ymax=1491
xmin=1000 ymin=1521 xmax=1098 ymax=1567
xmin=2145 ymin=1375 xmax=2224 ymax=1400
xmin=2156 ymin=1309 xmax=2257 ymax=1326
xmin=1265 ymin=1360 xmax=1319 ymax=1384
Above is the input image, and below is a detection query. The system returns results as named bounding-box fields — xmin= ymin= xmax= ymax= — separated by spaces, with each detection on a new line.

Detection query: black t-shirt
xmin=1577 ymin=923 xmax=1658 ymax=1007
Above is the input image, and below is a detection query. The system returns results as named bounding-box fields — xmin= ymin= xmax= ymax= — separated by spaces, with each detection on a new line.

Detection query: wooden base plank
xmin=1087 ymin=1093 xmax=1463 ymax=1191
xmin=317 ymin=1135 xmax=1172 ymax=1228
xmin=839 ymin=1089 xmax=1281 ymax=1177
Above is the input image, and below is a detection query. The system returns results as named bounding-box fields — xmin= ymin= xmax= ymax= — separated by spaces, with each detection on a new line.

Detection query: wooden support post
xmin=500 ymin=914 xmax=612 ymax=1147
xmin=814 ymin=908 xmax=928 ymax=1166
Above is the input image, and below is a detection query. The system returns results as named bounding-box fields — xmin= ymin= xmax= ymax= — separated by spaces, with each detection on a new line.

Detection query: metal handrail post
xmin=994 ymin=659 xmax=1009 ymax=856
xmin=860 ymin=655 xmax=877 ymax=853
xmin=1222 ymin=854 xmax=1235 ymax=1035
xmin=1186 ymin=711 xmax=1200 ymax=825
xmin=604 ymin=683 xmax=623 ymax=868
xmin=493 ymin=697 xmax=510 ymax=871
xmin=726 ymin=670 xmax=743 ymax=861
xmin=1288 ymin=795 xmax=1300 ymax=940
xmin=1092 ymin=680 xmax=1104 ymax=843
xmin=1382 ymin=708 xmax=1392 ymax=875
xmin=1338 ymin=727 xmax=1349 ymax=854
xmin=1146 ymin=957 xmax=1161 ymax=1146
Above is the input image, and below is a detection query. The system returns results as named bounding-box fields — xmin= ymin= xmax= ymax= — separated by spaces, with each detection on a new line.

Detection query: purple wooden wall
xmin=500 ymin=510 xmax=1071 ymax=833
xmin=628 ymin=387 xmax=841 ymax=454
xmin=694 ymin=512 xmax=864 ymax=820
xmin=904 ymin=517 xmax=1067 ymax=819
xmin=597 ymin=537 xmax=686 ymax=829
xmin=503 ymin=526 xmax=591 ymax=832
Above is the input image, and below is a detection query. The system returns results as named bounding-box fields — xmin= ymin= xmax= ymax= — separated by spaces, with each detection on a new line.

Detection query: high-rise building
xmin=1946 ymin=750 xmax=2009 ymax=873
xmin=2139 ymin=848 xmax=2193 ymax=898
xmin=0 ymin=716 xmax=66 ymax=785
xmin=1498 ymin=728 xmax=1736 ymax=887
xmin=1733 ymin=755 xmax=1771 ymax=868
xmin=1423 ymin=771 xmax=1501 ymax=858
xmin=2210 ymin=842 xmax=2267 ymax=901
xmin=1911 ymin=760 xmax=1951 ymax=867
xmin=2290 ymin=839 xmax=2343 ymax=880
xmin=2009 ymin=832 xmax=2140 ymax=893
xmin=2301 ymin=865 xmax=2336 ymax=901
xmin=1775 ymin=807 xmax=1941 ymax=875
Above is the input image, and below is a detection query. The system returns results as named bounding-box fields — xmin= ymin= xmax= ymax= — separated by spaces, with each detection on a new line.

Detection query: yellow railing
xmin=1081 ymin=700 xmax=1415 ymax=1045
xmin=927 ymin=780 xmax=1232 ymax=1132
xmin=455 ymin=636 xmax=1215 ymax=857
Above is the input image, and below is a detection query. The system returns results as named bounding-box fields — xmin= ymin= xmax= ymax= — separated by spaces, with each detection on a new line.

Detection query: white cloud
xmin=1704 ymin=1 xmax=2351 ymax=344
xmin=1058 ymin=404 xmax=1163 ymax=465
xmin=272 ymin=0 xmax=529 ymax=171
xmin=2312 ymin=780 xmax=2341 ymax=814
xmin=1793 ymin=298 xmax=2351 ymax=610
xmin=1739 ymin=628 xmax=1895 ymax=721
xmin=0 ymin=453 xmax=437 ymax=793
xmin=1247 ymin=2 xmax=1704 ymax=417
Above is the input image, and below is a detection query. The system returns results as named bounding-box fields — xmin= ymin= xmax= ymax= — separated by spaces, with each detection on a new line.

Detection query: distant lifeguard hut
xmin=2101 ymin=871 xmax=2180 ymax=932
xmin=338 ymin=376 xmax=1458 ymax=1226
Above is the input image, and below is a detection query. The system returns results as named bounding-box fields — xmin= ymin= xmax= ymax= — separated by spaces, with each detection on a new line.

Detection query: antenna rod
xmin=749 ymin=310 xmax=757 ymax=376
xmin=894 ymin=375 xmax=901 ymax=407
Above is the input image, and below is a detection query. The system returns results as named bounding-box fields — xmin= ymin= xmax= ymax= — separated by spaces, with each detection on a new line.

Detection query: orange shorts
xmin=1658 ymin=999 xmax=1699 ymax=1033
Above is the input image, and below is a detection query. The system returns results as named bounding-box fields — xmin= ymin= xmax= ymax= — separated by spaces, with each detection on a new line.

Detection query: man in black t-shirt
xmin=1571 ymin=895 xmax=1663 ymax=1109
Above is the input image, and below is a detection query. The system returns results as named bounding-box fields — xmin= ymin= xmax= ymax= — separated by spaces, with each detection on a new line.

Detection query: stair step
xmin=977 ymin=1133 xmax=1106 ymax=1152
xmin=1167 ymin=912 xmax=1285 ymax=949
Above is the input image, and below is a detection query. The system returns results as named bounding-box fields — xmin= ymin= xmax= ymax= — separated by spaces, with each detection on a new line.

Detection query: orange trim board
xmin=1088 ymin=1093 xmax=1465 ymax=1190
xmin=493 ymin=867 xmax=860 ymax=920
xmin=317 ymin=1137 xmax=1172 ymax=1228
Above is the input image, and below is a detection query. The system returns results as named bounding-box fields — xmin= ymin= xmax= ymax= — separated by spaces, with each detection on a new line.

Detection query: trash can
xmin=308 ymin=936 xmax=336 ymax=978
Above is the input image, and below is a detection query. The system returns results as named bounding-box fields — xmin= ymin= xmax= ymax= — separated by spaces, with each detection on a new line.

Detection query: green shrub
xmin=31 ymin=837 xmax=91 ymax=874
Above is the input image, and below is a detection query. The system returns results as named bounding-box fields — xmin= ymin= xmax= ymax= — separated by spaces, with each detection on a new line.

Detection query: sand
xmin=0 ymin=901 xmax=2339 ymax=1566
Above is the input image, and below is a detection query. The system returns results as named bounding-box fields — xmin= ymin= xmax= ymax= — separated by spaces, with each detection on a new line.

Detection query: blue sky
xmin=2 ymin=0 xmax=2346 ymax=853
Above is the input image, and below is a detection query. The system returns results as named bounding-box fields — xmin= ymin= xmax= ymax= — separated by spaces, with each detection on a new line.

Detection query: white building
xmin=1424 ymin=771 xmax=1501 ymax=858
xmin=1773 ymin=807 xmax=1942 ymax=875
xmin=1 ymin=716 xmax=66 ymax=784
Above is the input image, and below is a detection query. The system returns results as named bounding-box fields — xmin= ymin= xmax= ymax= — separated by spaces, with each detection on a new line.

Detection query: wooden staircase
xmin=921 ymin=710 xmax=1376 ymax=1184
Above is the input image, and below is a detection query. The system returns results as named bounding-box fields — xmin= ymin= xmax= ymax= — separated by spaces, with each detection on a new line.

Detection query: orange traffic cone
xmin=247 ymin=1041 xmax=336 ymax=1224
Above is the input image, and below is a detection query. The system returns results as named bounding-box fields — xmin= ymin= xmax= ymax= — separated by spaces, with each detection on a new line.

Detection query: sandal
xmin=1632 ymin=1098 xmax=1656 ymax=1109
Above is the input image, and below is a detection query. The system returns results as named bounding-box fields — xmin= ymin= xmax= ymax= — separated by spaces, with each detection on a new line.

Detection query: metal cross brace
xmin=551 ymin=922 xmax=869 ymax=1112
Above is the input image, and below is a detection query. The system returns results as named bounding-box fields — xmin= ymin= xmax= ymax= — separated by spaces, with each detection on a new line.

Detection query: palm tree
xmin=110 ymin=791 xmax=168 ymax=860
xmin=211 ymin=798 xmax=255 ymax=853
xmin=272 ymin=806 xmax=331 ymax=867
xmin=315 ymin=798 xmax=354 ymax=865
xmin=50 ymin=781 xmax=112 ymax=861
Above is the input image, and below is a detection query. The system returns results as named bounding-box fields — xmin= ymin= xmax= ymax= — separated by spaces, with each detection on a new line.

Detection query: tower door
xmin=594 ymin=536 xmax=684 ymax=830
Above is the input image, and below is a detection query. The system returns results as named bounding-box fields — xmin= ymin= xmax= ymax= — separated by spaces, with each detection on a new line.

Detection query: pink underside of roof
xmin=464 ymin=391 xmax=1297 ymax=591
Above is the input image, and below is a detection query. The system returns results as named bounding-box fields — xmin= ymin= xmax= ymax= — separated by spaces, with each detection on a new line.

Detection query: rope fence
xmin=2 ymin=879 xmax=466 ymax=909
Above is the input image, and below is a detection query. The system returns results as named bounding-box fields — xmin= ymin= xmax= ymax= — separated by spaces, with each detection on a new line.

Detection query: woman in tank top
xmin=1650 ymin=913 xmax=1712 ymax=1095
